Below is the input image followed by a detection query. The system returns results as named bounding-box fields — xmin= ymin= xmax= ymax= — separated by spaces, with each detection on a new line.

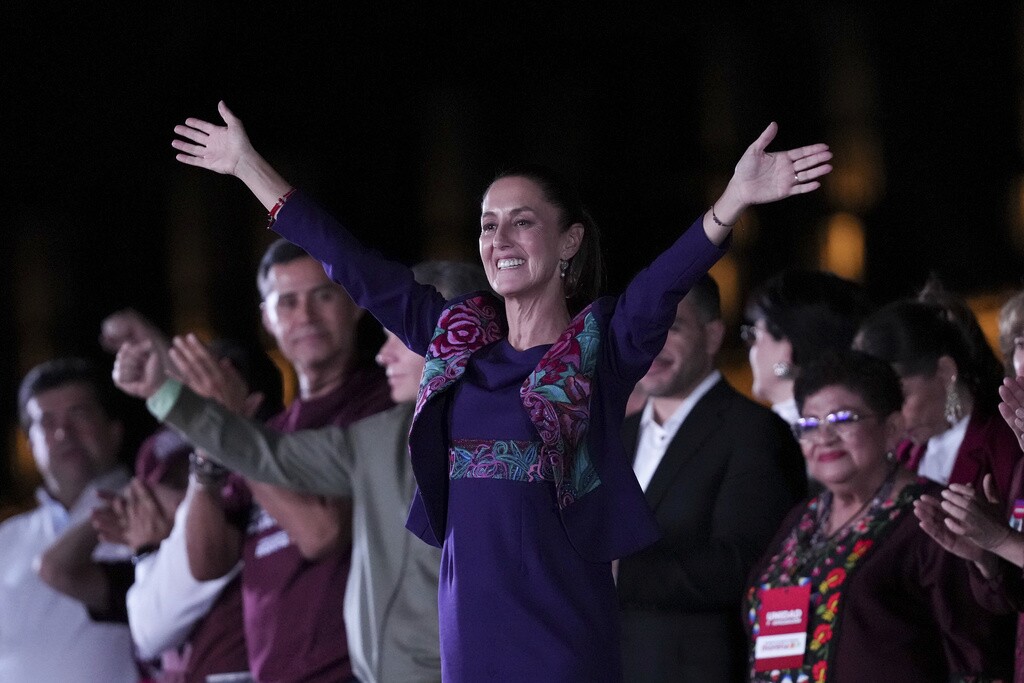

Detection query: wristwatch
xmin=189 ymin=451 xmax=230 ymax=489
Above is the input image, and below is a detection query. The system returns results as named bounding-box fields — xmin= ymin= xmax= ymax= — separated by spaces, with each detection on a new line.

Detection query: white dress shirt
xmin=772 ymin=397 xmax=800 ymax=426
xmin=127 ymin=487 xmax=241 ymax=660
xmin=633 ymin=371 xmax=722 ymax=491
xmin=917 ymin=414 xmax=970 ymax=486
xmin=0 ymin=469 xmax=138 ymax=682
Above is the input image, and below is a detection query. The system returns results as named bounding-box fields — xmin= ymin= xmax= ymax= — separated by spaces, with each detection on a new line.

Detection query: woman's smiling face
xmin=798 ymin=384 xmax=896 ymax=489
xmin=479 ymin=176 xmax=580 ymax=302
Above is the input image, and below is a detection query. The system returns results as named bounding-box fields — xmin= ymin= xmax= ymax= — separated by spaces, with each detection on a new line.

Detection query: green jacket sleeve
xmin=159 ymin=384 xmax=354 ymax=497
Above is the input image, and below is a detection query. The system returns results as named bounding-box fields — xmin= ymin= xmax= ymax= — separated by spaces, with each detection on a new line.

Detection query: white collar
xmin=918 ymin=413 xmax=971 ymax=485
xmin=36 ymin=468 xmax=131 ymax=533
xmin=640 ymin=370 xmax=722 ymax=432
xmin=772 ymin=397 xmax=800 ymax=426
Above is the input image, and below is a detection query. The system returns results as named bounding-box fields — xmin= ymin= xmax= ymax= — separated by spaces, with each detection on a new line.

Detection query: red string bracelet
xmin=267 ymin=189 xmax=296 ymax=229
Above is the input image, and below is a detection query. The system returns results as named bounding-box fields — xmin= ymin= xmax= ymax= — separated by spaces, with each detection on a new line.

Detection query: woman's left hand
xmin=169 ymin=334 xmax=263 ymax=417
xmin=122 ymin=478 xmax=176 ymax=552
xmin=997 ymin=375 xmax=1024 ymax=452
xmin=705 ymin=123 xmax=832 ymax=242
xmin=938 ymin=475 xmax=1012 ymax=551
xmin=914 ymin=494 xmax=987 ymax=562
xmin=730 ymin=122 xmax=833 ymax=206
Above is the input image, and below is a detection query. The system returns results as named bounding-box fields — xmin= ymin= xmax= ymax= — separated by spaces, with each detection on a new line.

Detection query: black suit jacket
xmin=617 ymin=377 xmax=806 ymax=683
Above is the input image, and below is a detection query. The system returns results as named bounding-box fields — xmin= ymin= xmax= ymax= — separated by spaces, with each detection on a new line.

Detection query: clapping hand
xmin=997 ymin=375 xmax=1024 ymax=452
xmin=937 ymin=476 xmax=1011 ymax=552
xmin=92 ymin=480 xmax=181 ymax=553
xmin=170 ymin=334 xmax=265 ymax=417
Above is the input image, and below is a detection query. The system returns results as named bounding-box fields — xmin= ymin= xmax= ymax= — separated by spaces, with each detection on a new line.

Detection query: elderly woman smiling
xmin=172 ymin=102 xmax=831 ymax=682
xmin=744 ymin=351 xmax=1012 ymax=682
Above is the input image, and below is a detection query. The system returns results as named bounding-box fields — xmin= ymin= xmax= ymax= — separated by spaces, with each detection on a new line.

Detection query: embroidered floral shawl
xmin=413 ymin=293 xmax=601 ymax=509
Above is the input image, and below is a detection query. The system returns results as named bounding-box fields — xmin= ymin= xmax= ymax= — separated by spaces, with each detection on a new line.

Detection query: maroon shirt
xmin=223 ymin=363 xmax=391 ymax=683
xmin=159 ymin=577 xmax=248 ymax=683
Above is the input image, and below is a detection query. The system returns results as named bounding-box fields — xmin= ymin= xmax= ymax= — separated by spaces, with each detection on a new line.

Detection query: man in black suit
xmin=618 ymin=275 xmax=806 ymax=682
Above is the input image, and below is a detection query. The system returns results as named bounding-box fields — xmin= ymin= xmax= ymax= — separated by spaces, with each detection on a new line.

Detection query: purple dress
xmin=272 ymin=191 xmax=727 ymax=682
xmin=442 ymin=340 xmax=620 ymax=680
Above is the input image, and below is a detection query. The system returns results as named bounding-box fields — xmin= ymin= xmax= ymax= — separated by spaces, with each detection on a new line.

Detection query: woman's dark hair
xmin=917 ymin=277 xmax=1009 ymax=391
xmin=411 ymin=260 xmax=491 ymax=300
xmin=795 ymin=350 xmax=904 ymax=418
xmin=745 ymin=269 xmax=871 ymax=367
xmin=490 ymin=165 xmax=603 ymax=312
xmin=853 ymin=299 xmax=1002 ymax=414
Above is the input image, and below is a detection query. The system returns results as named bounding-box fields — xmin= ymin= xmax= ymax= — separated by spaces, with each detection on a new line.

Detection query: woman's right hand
xmin=997 ymin=375 xmax=1024 ymax=452
xmin=172 ymin=101 xmax=292 ymax=211
xmin=914 ymin=494 xmax=988 ymax=563
xmin=939 ymin=476 xmax=1012 ymax=552
xmin=172 ymin=100 xmax=252 ymax=176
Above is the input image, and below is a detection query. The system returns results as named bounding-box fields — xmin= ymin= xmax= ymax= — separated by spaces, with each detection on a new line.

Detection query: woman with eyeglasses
xmin=744 ymin=350 xmax=1013 ymax=682
xmin=742 ymin=270 xmax=870 ymax=427
xmin=853 ymin=298 xmax=1022 ymax=504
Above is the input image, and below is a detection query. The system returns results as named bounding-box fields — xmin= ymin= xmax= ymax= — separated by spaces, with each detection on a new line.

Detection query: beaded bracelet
xmin=710 ymin=204 xmax=737 ymax=228
xmin=189 ymin=451 xmax=229 ymax=489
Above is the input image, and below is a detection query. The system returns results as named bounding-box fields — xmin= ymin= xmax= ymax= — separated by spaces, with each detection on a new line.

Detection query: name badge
xmin=754 ymin=583 xmax=811 ymax=672
xmin=1011 ymin=499 xmax=1024 ymax=532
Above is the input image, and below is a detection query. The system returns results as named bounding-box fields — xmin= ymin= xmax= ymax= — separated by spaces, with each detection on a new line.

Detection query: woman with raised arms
xmin=172 ymin=102 xmax=831 ymax=682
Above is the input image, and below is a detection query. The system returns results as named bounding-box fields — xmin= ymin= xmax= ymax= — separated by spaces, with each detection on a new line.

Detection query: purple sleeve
xmin=606 ymin=216 xmax=728 ymax=384
xmin=272 ymin=191 xmax=447 ymax=353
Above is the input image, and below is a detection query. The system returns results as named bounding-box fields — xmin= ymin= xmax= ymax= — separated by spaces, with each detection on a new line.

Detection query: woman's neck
xmin=503 ymin=294 xmax=572 ymax=350
xmin=828 ymin=464 xmax=893 ymax=521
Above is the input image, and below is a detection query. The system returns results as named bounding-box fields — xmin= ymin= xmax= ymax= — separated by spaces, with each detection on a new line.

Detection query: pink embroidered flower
xmin=522 ymin=392 xmax=560 ymax=445
xmin=436 ymin=306 xmax=488 ymax=354
xmin=812 ymin=660 xmax=827 ymax=682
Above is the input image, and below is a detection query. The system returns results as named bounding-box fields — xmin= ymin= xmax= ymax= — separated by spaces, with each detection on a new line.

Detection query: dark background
xmin=3 ymin=2 xmax=1022 ymax=514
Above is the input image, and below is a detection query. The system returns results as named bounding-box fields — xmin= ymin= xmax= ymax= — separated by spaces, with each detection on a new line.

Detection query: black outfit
xmin=617 ymin=378 xmax=806 ymax=682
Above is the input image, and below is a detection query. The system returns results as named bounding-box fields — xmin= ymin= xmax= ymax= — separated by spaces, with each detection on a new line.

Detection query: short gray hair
xmin=411 ymin=261 xmax=491 ymax=300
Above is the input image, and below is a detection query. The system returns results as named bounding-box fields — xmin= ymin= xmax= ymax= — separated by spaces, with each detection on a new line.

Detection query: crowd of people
xmin=2 ymin=102 xmax=1024 ymax=683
